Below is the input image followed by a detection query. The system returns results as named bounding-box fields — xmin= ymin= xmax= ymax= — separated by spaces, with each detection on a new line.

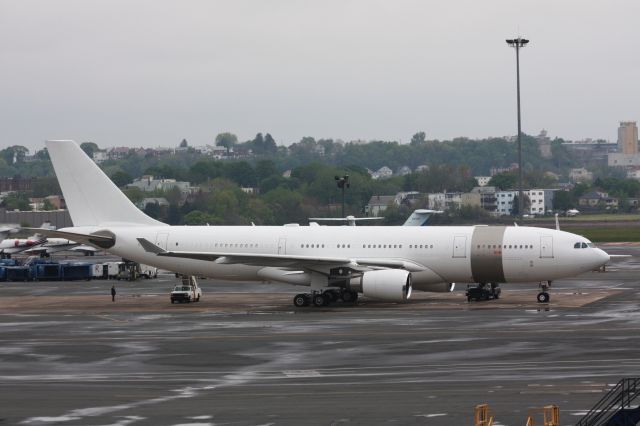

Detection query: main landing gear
xmin=537 ymin=281 xmax=551 ymax=303
xmin=293 ymin=290 xmax=358 ymax=308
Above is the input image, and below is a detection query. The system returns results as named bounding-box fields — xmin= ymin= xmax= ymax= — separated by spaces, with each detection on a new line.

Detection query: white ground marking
xmin=414 ymin=413 xmax=447 ymax=418
xmin=170 ymin=423 xmax=212 ymax=426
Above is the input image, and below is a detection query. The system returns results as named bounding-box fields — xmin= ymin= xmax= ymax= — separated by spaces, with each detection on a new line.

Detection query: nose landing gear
xmin=537 ymin=281 xmax=551 ymax=303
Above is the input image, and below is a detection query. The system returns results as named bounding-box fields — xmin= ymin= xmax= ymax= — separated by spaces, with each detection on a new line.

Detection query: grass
xmin=531 ymin=213 xmax=640 ymax=222
xmin=560 ymin=226 xmax=640 ymax=242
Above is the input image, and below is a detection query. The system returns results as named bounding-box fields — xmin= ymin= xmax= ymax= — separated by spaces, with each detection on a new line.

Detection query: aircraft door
xmin=540 ymin=235 xmax=554 ymax=258
xmin=155 ymin=232 xmax=169 ymax=251
xmin=278 ymin=238 xmax=286 ymax=255
xmin=452 ymin=235 xmax=467 ymax=258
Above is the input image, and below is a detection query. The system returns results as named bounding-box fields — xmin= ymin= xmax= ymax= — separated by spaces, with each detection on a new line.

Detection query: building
xmin=495 ymin=189 xmax=548 ymax=216
xmin=627 ymin=168 xmax=640 ymax=180
xmin=608 ymin=153 xmax=640 ymax=167
xmin=136 ymin=197 xmax=169 ymax=210
xmin=536 ymin=130 xmax=552 ymax=158
xmin=397 ymin=166 xmax=412 ymax=176
xmin=0 ymin=207 xmax=72 ymax=228
xmin=471 ymin=186 xmax=497 ymax=213
xmin=618 ymin=121 xmax=638 ymax=154
xmin=578 ymin=191 xmax=619 ymax=210
xmin=475 ymin=176 xmax=492 ymax=187
xmin=365 ymin=195 xmax=396 ymax=216
xmin=127 ymin=176 xmax=191 ymax=194
xmin=92 ymin=150 xmax=108 ymax=164
xmin=569 ymin=168 xmax=593 ymax=182
xmin=370 ymin=166 xmax=393 ymax=180
xmin=563 ymin=139 xmax=616 ymax=163
xmin=490 ymin=163 xmax=518 ymax=176
xmin=0 ymin=177 xmax=32 ymax=192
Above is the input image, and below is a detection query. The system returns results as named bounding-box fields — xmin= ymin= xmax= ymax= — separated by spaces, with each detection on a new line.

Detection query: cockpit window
xmin=581 ymin=242 xmax=588 ymax=248
xmin=587 ymin=243 xmax=595 ymax=248
xmin=574 ymin=242 xmax=581 ymax=249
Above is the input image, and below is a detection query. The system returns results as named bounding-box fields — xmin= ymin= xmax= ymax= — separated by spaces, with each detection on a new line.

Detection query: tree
xmin=251 ymin=133 xmax=265 ymax=154
xmin=488 ymin=172 xmax=517 ymax=190
xmin=552 ymin=190 xmax=573 ymax=211
xmin=179 ymin=139 xmax=188 ymax=148
xmin=255 ymin=159 xmax=278 ymax=182
xmin=2 ymin=192 xmax=30 ymax=210
xmin=42 ymin=198 xmax=54 ymax=211
xmin=224 ymin=161 xmax=256 ymax=187
xmin=410 ymin=131 xmax=426 ymax=146
xmin=215 ymin=132 xmax=238 ymax=154
xmin=263 ymin=133 xmax=277 ymax=154
xmin=122 ymin=187 xmax=145 ymax=204
xmin=110 ymin=171 xmax=133 ymax=188
xmin=80 ymin=142 xmax=99 ymax=158
xmin=0 ymin=146 xmax=28 ymax=164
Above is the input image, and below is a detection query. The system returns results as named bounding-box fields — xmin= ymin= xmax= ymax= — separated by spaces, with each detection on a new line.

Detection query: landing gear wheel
xmin=293 ymin=294 xmax=309 ymax=307
xmin=325 ymin=291 xmax=338 ymax=303
xmin=342 ymin=290 xmax=357 ymax=303
xmin=537 ymin=292 xmax=550 ymax=303
xmin=313 ymin=294 xmax=326 ymax=307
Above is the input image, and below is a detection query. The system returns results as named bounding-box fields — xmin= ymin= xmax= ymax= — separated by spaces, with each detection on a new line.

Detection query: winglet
xmin=137 ymin=238 xmax=166 ymax=254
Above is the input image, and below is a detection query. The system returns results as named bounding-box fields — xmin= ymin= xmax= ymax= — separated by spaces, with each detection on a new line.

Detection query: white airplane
xmin=0 ymin=234 xmax=47 ymax=258
xmin=308 ymin=209 xmax=442 ymax=227
xmin=403 ymin=209 xmax=444 ymax=226
xmin=24 ymin=239 xmax=98 ymax=257
xmin=35 ymin=140 xmax=610 ymax=307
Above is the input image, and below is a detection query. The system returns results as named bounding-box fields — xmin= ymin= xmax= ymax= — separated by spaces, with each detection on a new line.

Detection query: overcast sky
xmin=2 ymin=1 xmax=640 ymax=151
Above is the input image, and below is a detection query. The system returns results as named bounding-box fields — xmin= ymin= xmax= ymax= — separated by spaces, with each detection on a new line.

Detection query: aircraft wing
xmin=137 ymin=238 xmax=427 ymax=272
xmin=22 ymin=228 xmax=115 ymax=249
xmin=23 ymin=246 xmax=49 ymax=255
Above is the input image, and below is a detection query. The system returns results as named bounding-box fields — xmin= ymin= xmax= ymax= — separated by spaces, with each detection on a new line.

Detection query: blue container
xmin=0 ymin=267 xmax=7 ymax=281
xmin=33 ymin=263 xmax=62 ymax=280
xmin=0 ymin=258 xmax=18 ymax=266
xmin=61 ymin=263 xmax=92 ymax=281
xmin=5 ymin=266 xmax=31 ymax=281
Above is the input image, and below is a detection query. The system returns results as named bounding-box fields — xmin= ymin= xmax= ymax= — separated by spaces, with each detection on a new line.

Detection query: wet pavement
xmin=0 ymin=246 xmax=638 ymax=426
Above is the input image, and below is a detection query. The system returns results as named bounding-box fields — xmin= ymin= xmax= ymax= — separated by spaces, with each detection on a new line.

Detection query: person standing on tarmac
xmin=111 ymin=285 xmax=116 ymax=302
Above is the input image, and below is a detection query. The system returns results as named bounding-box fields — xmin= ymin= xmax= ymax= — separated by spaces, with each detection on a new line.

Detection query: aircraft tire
xmin=537 ymin=292 xmax=550 ymax=303
xmin=312 ymin=294 xmax=326 ymax=307
xmin=293 ymin=294 xmax=308 ymax=307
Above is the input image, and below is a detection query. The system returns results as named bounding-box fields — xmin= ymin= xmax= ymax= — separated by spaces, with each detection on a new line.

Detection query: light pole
xmin=335 ymin=175 xmax=350 ymax=217
xmin=506 ymin=37 xmax=529 ymax=222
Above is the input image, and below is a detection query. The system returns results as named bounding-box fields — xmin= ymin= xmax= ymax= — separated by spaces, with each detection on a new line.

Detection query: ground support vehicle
xmin=466 ymin=283 xmax=501 ymax=302
xmin=170 ymin=276 xmax=202 ymax=303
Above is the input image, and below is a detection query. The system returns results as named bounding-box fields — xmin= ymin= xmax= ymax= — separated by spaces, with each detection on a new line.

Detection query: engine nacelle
xmin=413 ymin=282 xmax=455 ymax=293
xmin=350 ymin=269 xmax=412 ymax=302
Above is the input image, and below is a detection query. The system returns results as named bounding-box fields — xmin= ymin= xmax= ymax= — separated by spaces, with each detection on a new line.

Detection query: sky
xmin=2 ymin=0 xmax=640 ymax=151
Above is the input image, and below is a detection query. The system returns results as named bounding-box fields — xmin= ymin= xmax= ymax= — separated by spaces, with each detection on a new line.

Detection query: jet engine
xmin=349 ymin=269 xmax=412 ymax=302
xmin=412 ymin=282 xmax=455 ymax=293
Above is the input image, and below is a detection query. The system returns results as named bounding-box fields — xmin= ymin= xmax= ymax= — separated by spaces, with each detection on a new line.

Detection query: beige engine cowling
xmin=350 ymin=269 xmax=412 ymax=302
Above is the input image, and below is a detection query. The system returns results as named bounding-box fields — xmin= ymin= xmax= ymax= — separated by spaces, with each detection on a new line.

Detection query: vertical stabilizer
xmin=46 ymin=140 xmax=164 ymax=227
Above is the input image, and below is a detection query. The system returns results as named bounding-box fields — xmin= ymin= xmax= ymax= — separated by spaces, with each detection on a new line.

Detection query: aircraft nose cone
xmin=596 ymin=248 xmax=610 ymax=267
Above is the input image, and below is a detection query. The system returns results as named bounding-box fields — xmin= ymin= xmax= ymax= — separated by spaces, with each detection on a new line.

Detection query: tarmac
xmin=0 ymin=245 xmax=638 ymax=426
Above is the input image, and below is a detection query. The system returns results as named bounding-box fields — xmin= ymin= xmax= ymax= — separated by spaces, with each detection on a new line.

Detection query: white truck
xmin=170 ymin=276 xmax=202 ymax=303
